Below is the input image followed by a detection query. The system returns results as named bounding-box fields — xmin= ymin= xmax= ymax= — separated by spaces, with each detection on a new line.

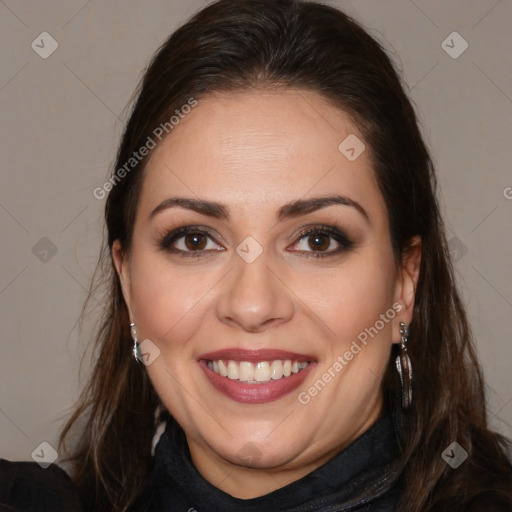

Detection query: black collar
xmin=136 ymin=414 xmax=403 ymax=512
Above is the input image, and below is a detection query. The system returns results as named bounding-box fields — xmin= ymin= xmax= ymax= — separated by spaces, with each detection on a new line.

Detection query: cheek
xmin=291 ymin=250 xmax=397 ymax=344
xmin=127 ymin=252 xmax=216 ymax=352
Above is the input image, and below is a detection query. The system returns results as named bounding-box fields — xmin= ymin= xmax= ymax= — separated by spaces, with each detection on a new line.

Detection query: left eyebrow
xmin=278 ymin=195 xmax=370 ymax=224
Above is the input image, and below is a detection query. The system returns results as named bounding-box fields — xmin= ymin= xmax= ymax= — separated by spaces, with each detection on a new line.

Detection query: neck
xmin=185 ymin=407 xmax=382 ymax=499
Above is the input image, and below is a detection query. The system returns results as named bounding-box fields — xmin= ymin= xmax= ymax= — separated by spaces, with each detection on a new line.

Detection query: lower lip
xmin=199 ymin=361 xmax=315 ymax=404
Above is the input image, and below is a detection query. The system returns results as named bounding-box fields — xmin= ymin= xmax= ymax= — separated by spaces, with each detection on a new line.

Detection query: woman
xmin=48 ymin=0 xmax=512 ymax=511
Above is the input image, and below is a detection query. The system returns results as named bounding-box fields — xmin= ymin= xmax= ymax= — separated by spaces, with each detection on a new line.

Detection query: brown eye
xmin=308 ymin=233 xmax=331 ymax=252
xmin=184 ymin=233 xmax=208 ymax=251
xmin=159 ymin=226 xmax=225 ymax=257
xmin=288 ymin=225 xmax=354 ymax=259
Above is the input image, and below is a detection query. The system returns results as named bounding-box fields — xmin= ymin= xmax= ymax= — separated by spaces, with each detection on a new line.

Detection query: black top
xmin=131 ymin=414 xmax=403 ymax=511
xmin=2 ymin=417 xmax=511 ymax=511
xmin=0 ymin=416 xmax=403 ymax=511
xmin=0 ymin=459 xmax=82 ymax=512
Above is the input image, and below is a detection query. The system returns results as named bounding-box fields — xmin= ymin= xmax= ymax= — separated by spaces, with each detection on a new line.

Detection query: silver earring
xmin=396 ymin=321 xmax=413 ymax=408
xmin=130 ymin=322 xmax=142 ymax=363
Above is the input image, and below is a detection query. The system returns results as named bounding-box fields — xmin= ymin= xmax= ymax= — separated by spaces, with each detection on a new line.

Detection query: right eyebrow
xmin=149 ymin=197 xmax=229 ymax=220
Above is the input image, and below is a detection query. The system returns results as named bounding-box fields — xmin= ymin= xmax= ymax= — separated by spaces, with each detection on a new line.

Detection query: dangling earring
xmin=396 ymin=321 xmax=413 ymax=408
xmin=130 ymin=322 xmax=142 ymax=363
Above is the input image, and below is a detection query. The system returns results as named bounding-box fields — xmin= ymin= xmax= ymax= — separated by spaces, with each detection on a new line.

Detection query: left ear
xmin=112 ymin=239 xmax=134 ymax=322
xmin=392 ymin=235 xmax=422 ymax=342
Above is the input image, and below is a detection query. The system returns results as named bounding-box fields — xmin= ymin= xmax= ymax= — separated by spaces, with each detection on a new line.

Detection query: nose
xmin=215 ymin=249 xmax=295 ymax=333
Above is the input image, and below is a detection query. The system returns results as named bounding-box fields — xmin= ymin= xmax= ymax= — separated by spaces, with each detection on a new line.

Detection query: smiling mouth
xmin=198 ymin=349 xmax=316 ymax=403
xmin=206 ymin=359 xmax=311 ymax=383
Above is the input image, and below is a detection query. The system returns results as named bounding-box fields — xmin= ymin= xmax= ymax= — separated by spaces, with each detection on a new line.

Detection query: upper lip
xmin=198 ymin=348 xmax=316 ymax=363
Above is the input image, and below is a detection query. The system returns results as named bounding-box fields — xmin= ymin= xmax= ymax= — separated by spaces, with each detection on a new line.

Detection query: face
xmin=113 ymin=89 xmax=420 ymax=496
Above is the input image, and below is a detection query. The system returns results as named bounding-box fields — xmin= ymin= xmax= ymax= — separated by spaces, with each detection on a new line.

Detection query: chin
xmin=213 ymin=433 xmax=308 ymax=470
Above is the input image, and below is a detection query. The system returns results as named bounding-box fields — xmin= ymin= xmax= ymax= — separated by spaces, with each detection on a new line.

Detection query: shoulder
xmin=0 ymin=459 xmax=82 ymax=512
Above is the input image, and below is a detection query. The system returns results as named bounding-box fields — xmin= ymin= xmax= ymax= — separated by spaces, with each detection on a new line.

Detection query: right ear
xmin=112 ymin=239 xmax=133 ymax=321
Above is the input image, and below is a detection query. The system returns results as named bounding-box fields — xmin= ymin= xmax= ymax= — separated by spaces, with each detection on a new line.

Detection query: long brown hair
xmin=60 ymin=1 xmax=512 ymax=510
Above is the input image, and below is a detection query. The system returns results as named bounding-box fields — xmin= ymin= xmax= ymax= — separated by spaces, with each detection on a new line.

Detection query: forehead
xmin=139 ymin=89 xmax=386 ymax=221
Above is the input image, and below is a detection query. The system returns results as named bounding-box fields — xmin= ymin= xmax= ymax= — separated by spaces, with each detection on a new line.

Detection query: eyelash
xmin=290 ymin=225 xmax=354 ymax=258
xmin=157 ymin=224 xmax=354 ymax=259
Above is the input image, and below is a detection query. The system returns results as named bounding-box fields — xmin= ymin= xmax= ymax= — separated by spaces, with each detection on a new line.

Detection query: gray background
xmin=1 ymin=0 xmax=511 ymax=462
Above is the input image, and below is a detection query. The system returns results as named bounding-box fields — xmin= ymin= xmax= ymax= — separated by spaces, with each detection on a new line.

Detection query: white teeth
xmin=227 ymin=360 xmax=238 ymax=380
xmin=270 ymin=360 xmax=283 ymax=380
xmin=255 ymin=361 xmax=270 ymax=382
xmin=208 ymin=359 xmax=309 ymax=383
xmin=218 ymin=360 xmax=228 ymax=377
xmin=239 ymin=361 xmax=254 ymax=381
